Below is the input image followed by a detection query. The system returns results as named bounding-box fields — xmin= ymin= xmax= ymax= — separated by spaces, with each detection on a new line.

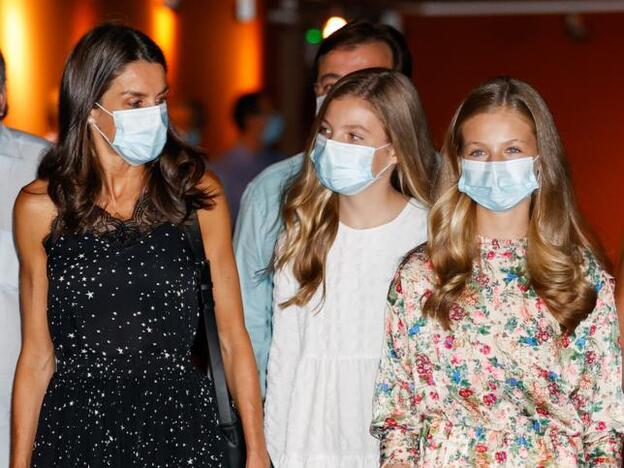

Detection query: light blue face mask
xmin=315 ymin=94 xmax=326 ymax=115
xmin=310 ymin=134 xmax=394 ymax=195
xmin=261 ymin=113 xmax=284 ymax=146
xmin=92 ymin=102 xmax=169 ymax=166
xmin=458 ymin=156 xmax=539 ymax=212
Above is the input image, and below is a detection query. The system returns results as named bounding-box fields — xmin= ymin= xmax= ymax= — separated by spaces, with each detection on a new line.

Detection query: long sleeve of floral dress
xmin=371 ymin=240 xmax=624 ymax=467
xmin=370 ymin=265 xmax=426 ymax=465
xmin=571 ymin=258 xmax=624 ymax=463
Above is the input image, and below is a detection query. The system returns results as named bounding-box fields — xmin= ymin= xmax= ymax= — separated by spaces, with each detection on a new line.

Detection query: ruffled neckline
xmin=477 ymin=236 xmax=528 ymax=261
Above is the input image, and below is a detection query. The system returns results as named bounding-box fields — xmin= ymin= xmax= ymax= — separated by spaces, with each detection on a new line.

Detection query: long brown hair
xmin=38 ymin=23 xmax=213 ymax=234
xmin=275 ymin=68 xmax=437 ymax=308
xmin=425 ymin=76 xmax=603 ymax=333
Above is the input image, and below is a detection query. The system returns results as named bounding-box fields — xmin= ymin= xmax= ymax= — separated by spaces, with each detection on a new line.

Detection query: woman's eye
xmin=506 ymin=146 xmax=523 ymax=154
xmin=319 ymin=127 xmax=331 ymax=137
xmin=129 ymin=100 xmax=142 ymax=108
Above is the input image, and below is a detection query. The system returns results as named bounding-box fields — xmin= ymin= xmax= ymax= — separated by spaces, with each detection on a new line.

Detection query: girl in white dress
xmin=264 ymin=68 xmax=438 ymax=467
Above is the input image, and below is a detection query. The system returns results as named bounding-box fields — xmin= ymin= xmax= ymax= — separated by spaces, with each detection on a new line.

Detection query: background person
xmin=0 ymin=49 xmax=49 ymax=468
xmin=213 ymin=91 xmax=284 ymax=222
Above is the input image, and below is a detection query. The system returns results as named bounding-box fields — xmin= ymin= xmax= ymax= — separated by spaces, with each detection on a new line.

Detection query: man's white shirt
xmin=0 ymin=123 xmax=49 ymax=465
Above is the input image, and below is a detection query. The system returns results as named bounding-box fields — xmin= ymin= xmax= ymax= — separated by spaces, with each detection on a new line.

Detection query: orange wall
xmin=0 ymin=0 xmax=263 ymax=154
xmin=176 ymin=1 xmax=264 ymax=155
xmin=406 ymin=13 xmax=624 ymax=264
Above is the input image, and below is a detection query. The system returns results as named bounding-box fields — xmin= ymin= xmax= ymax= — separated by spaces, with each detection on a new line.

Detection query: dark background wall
xmin=0 ymin=0 xmax=621 ymax=264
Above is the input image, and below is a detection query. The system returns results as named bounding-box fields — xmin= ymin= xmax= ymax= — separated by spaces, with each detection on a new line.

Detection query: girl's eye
xmin=348 ymin=132 xmax=362 ymax=143
xmin=468 ymin=149 xmax=486 ymax=158
xmin=506 ymin=146 xmax=523 ymax=154
xmin=129 ymin=100 xmax=142 ymax=108
xmin=319 ymin=126 xmax=331 ymax=137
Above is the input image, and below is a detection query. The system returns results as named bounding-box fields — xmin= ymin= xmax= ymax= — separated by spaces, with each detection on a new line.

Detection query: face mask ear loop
xmin=90 ymin=119 xmax=116 ymax=149
xmin=96 ymin=102 xmax=113 ymax=116
xmin=89 ymin=107 xmax=118 ymax=155
xmin=533 ymin=155 xmax=541 ymax=187
xmin=372 ymin=142 xmax=395 ymax=179
xmin=90 ymin=102 xmax=119 ymax=149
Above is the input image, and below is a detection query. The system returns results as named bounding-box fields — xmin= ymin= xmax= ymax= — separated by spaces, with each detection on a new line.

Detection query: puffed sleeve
xmin=573 ymin=263 xmax=624 ymax=465
xmin=371 ymin=256 xmax=432 ymax=466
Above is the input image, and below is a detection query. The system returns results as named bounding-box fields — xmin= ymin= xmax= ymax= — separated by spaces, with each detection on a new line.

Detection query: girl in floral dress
xmin=371 ymin=77 xmax=624 ymax=467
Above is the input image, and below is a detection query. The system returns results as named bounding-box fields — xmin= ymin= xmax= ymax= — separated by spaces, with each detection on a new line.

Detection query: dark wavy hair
xmin=38 ymin=23 xmax=214 ymax=234
xmin=312 ymin=20 xmax=413 ymax=79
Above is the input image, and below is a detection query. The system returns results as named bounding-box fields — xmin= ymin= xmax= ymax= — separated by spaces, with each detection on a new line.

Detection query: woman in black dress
xmin=11 ymin=24 xmax=269 ymax=467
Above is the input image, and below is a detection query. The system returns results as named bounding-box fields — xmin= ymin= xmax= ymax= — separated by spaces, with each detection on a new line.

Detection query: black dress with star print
xmin=31 ymin=202 xmax=226 ymax=467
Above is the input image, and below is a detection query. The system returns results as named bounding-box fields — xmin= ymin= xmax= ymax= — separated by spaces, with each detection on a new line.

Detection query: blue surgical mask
xmin=262 ymin=113 xmax=284 ymax=146
xmin=310 ymin=134 xmax=394 ymax=195
xmin=92 ymin=102 xmax=169 ymax=166
xmin=315 ymin=95 xmax=326 ymax=115
xmin=458 ymin=156 xmax=539 ymax=212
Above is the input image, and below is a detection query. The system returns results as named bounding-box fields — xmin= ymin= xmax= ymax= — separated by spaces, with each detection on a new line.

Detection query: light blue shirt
xmin=0 ymin=123 xmax=49 ymax=466
xmin=233 ymin=153 xmax=303 ymax=394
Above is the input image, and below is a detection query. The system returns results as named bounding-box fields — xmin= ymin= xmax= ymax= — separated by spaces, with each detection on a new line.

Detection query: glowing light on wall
xmin=152 ymin=2 xmax=178 ymax=83
xmin=322 ymin=16 xmax=347 ymax=38
xmin=0 ymin=0 xmax=32 ymax=130
xmin=234 ymin=19 xmax=263 ymax=92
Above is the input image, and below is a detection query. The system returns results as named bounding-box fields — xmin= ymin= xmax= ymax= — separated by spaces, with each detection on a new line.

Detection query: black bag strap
xmin=184 ymin=212 xmax=237 ymax=426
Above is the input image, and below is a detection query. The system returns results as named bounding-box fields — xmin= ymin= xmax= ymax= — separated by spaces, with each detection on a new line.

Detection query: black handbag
xmin=184 ymin=212 xmax=247 ymax=468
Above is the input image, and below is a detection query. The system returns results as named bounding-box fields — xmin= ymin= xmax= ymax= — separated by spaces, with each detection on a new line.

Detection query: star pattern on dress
xmin=32 ymin=208 xmax=225 ymax=467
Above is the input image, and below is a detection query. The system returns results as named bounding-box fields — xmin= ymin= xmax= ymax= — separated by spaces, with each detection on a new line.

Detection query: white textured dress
xmin=265 ymin=199 xmax=428 ymax=467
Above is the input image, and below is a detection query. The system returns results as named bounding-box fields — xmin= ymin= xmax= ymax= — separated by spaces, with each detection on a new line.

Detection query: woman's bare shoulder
xmin=14 ymin=179 xmax=57 ymax=226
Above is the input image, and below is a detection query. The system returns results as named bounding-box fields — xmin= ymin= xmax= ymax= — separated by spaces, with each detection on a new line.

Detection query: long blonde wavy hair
xmin=424 ymin=76 xmax=604 ymax=333
xmin=275 ymin=68 xmax=437 ymax=308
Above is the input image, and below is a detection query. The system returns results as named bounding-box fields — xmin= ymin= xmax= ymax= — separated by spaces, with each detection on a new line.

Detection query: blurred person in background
xmin=0 ymin=49 xmax=49 ymax=468
xmin=169 ymin=98 xmax=206 ymax=147
xmin=10 ymin=24 xmax=268 ymax=468
xmin=213 ymin=91 xmax=284 ymax=222
xmin=235 ymin=20 xmax=415 ymax=395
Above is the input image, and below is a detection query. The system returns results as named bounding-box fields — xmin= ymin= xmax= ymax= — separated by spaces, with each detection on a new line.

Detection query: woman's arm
xmin=10 ymin=183 xmax=56 ymax=468
xmin=197 ymin=172 xmax=269 ymax=468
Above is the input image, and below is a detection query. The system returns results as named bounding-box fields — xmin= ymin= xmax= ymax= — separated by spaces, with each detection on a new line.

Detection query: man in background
xmin=213 ymin=91 xmax=284 ymax=222
xmin=234 ymin=20 xmax=414 ymax=394
xmin=0 ymin=50 xmax=50 ymax=464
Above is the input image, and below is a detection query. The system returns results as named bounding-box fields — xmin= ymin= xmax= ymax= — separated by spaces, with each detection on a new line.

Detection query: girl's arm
xmin=575 ymin=264 xmax=624 ymax=465
xmin=616 ymin=254 xmax=624 ymax=388
xmin=10 ymin=183 xmax=56 ymax=468
xmin=197 ymin=172 xmax=269 ymax=468
xmin=371 ymin=256 xmax=431 ymax=468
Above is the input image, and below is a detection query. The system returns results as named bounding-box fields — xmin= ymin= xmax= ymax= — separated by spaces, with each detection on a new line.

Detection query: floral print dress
xmin=371 ymin=237 xmax=624 ymax=467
